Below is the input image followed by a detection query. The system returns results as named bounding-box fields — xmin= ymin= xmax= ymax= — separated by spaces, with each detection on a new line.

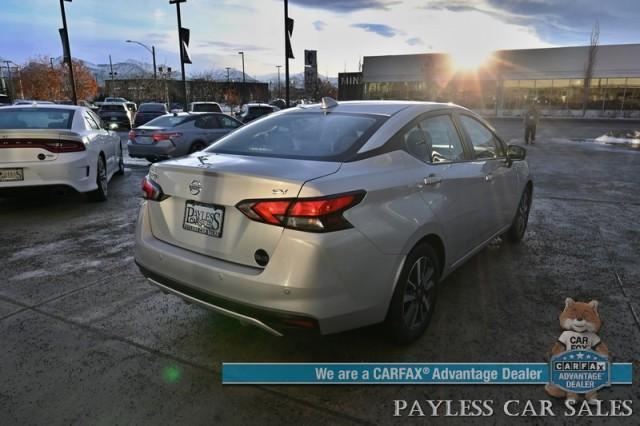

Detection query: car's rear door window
xmin=195 ymin=115 xmax=220 ymax=129
xmin=417 ymin=115 xmax=466 ymax=163
xmin=459 ymin=115 xmax=505 ymax=159
xmin=217 ymin=115 xmax=241 ymax=129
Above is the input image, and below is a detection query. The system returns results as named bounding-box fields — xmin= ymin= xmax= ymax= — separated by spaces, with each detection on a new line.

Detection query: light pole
xmin=276 ymin=65 xmax=282 ymax=98
xmin=238 ymin=51 xmax=245 ymax=84
xmin=225 ymin=67 xmax=231 ymax=83
xmin=126 ymin=40 xmax=157 ymax=79
xmin=59 ymin=0 xmax=77 ymax=104
xmin=108 ymin=55 xmax=117 ymax=96
xmin=170 ymin=0 xmax=188 ymax=107
xmin=5 ymin=61 xmax=24 ymax=100
xmin=3 ymin=61 xmax=13 ymax=99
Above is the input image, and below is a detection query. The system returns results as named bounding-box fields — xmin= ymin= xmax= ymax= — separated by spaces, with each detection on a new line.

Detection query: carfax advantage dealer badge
xmin=550 ymin=349 xmax=611 ymax=394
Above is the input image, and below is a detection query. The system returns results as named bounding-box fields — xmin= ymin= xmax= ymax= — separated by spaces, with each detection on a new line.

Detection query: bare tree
xmin=582 ymin=21 xmax=599 ymax=116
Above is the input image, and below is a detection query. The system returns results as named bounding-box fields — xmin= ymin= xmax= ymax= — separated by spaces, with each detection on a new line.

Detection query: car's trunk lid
xmin=148 ymin=154 xmax=341 ymax=267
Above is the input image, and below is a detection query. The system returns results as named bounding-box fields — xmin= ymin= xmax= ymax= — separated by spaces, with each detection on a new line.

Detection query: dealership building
xmin=340 ymin=44 xmax=640 ymax=117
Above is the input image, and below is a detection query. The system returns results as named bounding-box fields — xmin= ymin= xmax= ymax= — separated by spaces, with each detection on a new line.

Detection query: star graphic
xmin=576 ymin=353 xmax=585 ymax=359
xmin=585 ymin=354 xmax=591 ymax=359
xmin=569 ymin=355 xmax=574 ymax=359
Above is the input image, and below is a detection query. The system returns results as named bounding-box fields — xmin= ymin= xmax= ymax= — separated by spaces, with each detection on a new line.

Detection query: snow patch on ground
xmin=11 ymin=269 xmax=52 ymax=281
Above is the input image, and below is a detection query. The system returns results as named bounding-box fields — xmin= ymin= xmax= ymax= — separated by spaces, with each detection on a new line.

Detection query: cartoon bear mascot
xmin=545 ymin=298 xmax=609 ymax=403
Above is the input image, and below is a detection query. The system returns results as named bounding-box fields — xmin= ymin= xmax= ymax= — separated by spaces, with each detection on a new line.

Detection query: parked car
xmin=237 ymin=103 xmax=278 ymax=123
xmin=188 ymin=102 xmax=222 ymax=113
xmin=104 ymin=97 xmax=128 ymax=103
xmin=98 ymin=102 xmax=134 ymax=129
xmin=13 ymin=100 xmax=55 ymax=105
xmin=0 ymin=104 xmax=123 ymax=201
xmin=0 ymin=94 xmax=11 ymax=107
xmin=169 ymin=102 xmax=184 ymax=113
xmin=128 ymin=112 xmax=242 ymax=162
xmin=78 ymin=100 xmax=100 ymax=112
xmin=134 ymin=99 xmax=532 ymax=343
xmin=125 ymin=101 xmax=137 ymax=114
xmin=134 ymin=102 xmax=168 ymax=127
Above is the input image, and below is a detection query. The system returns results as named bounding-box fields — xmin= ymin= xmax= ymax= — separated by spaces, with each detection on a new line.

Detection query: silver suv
xmin=134 ymin=100 xmax=532 ymax=343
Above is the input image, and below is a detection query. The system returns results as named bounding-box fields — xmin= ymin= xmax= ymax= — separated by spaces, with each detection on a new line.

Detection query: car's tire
xmin=188 ymin=141 xmax=206 ymax=154
xmin=385 ymin=243 xmax=440 ymax=344
xmin=114 ymin=141 xmax=125 ymax=176
xmin=506 ymin=186 xmax=532 ymax=243
xmin=87 ymin=155 xmax=108 ymax=202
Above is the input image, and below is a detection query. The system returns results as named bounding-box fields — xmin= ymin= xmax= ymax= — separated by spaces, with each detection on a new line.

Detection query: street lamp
xmin=169 ymin=0 xmax=188 ymax=107
xmin=238 ymin=51 xmax=245 ymax=84
xmin=276 ymin=65 xmax=282 ymax=98
xmin=126 ymin=40 xmax=157 ymax=79
xmin=59 ymin=0 xmax=77 ymax=104
xmin=225 ymin=67 xmax=231 ymax=83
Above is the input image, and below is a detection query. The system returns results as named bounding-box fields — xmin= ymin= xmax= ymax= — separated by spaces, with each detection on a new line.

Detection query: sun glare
xmin=450 ymin=46 xmax=493 ymax=71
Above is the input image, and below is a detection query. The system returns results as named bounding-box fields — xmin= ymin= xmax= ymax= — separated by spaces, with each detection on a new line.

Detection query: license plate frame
xmin=0 ymin=168 xmax=24 ymax=182
xmin=182 ymin=200 xmax=225 ymax=238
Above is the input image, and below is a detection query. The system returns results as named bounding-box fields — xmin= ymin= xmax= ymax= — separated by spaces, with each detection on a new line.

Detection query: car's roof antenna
xmin=320 ymin=97 xmax=338 ymax=109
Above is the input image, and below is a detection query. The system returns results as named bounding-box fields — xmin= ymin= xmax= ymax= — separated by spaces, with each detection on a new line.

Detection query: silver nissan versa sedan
xmin=134 ymin=99 xmax=532 ymax=343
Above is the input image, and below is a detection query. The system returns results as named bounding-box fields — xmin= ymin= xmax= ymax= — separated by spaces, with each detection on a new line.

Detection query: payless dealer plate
xmin=0 ymin=168 xmax=24 ymax=182
xmin=182 ymin=200 xmax=225 ymax=238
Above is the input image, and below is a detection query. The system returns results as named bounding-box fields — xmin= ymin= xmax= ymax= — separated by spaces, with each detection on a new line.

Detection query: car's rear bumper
xmin=0 ymin=151 xmax=96 ymax=192
xmin=127 ymin=140 xmax=176 ymax=158
xmin=134 ymin=201 xmax=404 ymax=335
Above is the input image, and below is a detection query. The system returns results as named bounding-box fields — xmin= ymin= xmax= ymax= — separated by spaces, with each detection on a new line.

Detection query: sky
xmin=1 ymin=0 xmax=639 ymax=79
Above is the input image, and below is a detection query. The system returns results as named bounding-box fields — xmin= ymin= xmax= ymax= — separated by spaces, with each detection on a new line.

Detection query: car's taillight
xmin=44 ymin=140 xmax=86 ymax=153
xmin=128 ymin=130 xmax=136 ymax=141
xmin=237 ymin=191 xmax=365 ymax=232
xmin=0 ymin=139 xmax=85 ymax=152
xmin=141 ymin=175 xmax=169 ymax=201
xmin=152 ymin=132 xmax=182 ymax=142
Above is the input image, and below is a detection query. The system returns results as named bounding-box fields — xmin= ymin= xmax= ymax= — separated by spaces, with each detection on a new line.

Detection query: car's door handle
xmin=485 ymin=173 xmax=494 ymax=182
xmin=423 ymin=175 xmax=442 ymax=186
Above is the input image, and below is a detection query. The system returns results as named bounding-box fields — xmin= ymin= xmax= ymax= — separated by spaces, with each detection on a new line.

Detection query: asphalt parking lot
xmin=1 ymin=119 xmax=639 ymax=424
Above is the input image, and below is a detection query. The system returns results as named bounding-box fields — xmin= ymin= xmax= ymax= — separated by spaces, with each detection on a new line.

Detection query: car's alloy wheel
xmin=189 ymin=142 xmax=206 ymax=154
xmin=506 ymin=187 xmax=531 ymax=243
xmin=88 ymin=156 xmax=108 ymax=202
xmin=402 ymin=256 xmax=436 ymax=330
xmin=386 ymin=243 xmax=439 ymax=344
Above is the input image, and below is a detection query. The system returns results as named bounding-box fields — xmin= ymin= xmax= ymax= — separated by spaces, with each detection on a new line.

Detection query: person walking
xmin=524 ymin=102 xmax=540 ymax=145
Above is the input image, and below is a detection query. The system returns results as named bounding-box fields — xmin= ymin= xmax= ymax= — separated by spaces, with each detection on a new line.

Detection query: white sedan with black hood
xmin=0 ymin=104 xmax=124 ymax=201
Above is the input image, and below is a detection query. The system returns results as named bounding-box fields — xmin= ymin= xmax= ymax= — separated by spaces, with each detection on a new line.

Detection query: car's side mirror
xmin=108 ymin=122 xmax=119 ymax=130
xmin=507 ymin=144 xmax=526 ymax=164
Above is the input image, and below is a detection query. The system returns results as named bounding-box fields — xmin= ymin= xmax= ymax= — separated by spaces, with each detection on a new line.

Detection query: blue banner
xmin=222 ymin=362 xmax=633 ymax=385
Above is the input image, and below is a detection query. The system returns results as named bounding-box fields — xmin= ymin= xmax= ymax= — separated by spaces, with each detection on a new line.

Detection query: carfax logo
xmin=550 ymin=349 xmax=610 ymax=394
xmin=545 ymin=298 xmax=610 ymax=403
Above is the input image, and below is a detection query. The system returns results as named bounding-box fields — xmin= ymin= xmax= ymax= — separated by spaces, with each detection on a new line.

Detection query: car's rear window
xmin=206 ymin=112 xmax=385 ymax=161
xmin=192 ymin=103 xmax=221 ymax=112
xmin=139 ymin=104 xmax=166 ymax=113
xmin=0 ymin=108 xmax=74 ymax=129
xmin=143 ymin=115 xmax=186 ymax=128
xmin=99 ymin=104 xmax=125 ymax=112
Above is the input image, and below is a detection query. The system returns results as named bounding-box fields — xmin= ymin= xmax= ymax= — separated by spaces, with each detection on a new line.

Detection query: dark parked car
xmin=134 ymin=103 xmax=168 ymax=127
xmin=0 ymin=94 xmax=11 ymax=107
xmin=238 ymin=103 xmax=279 ymax=123
xmin=98 ymin=102 xmax=134 ymax=129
